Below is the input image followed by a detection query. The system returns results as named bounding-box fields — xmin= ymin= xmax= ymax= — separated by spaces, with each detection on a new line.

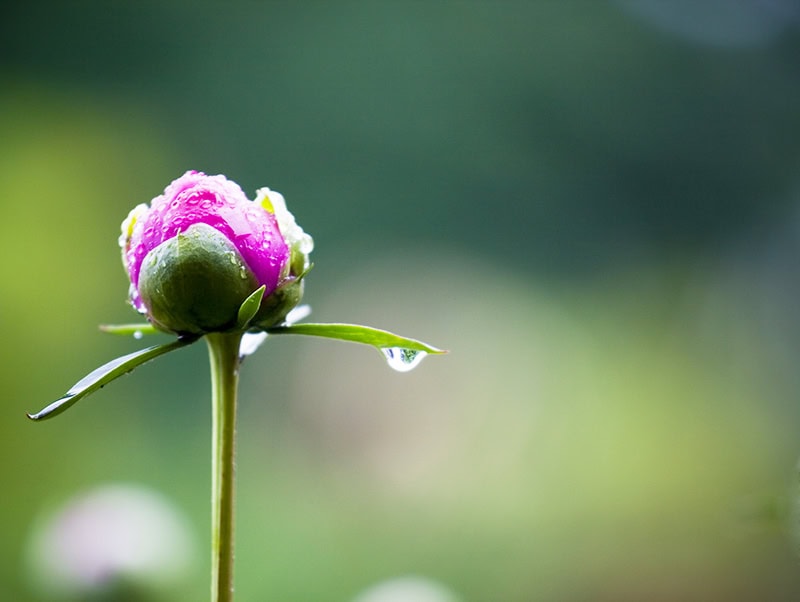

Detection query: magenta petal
xmin=123 ymin=171 xmax=290 ymax=312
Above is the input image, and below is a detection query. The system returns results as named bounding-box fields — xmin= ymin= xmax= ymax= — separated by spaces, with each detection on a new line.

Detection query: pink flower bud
xmin=119 ymin=171 xmax=312 ymax=335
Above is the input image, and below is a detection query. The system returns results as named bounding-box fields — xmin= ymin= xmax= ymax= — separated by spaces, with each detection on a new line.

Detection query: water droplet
xmin=133 ymin=330 xmax=143 ymax=340
xmin=238 ymin=266 xmax=248 ymax=279
xmin=381 ymin=347 xmax=427 ymax=372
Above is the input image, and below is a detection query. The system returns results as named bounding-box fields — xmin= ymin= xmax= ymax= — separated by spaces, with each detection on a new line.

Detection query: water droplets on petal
xmin=381 ymin=347 xmax=428 ymax=372
xmin=121 ymin=171 xmax=295 ymax=319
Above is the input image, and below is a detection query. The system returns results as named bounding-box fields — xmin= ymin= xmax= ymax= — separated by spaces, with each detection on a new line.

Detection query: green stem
xmin=206 ymin=332 xmax=243 ymax=602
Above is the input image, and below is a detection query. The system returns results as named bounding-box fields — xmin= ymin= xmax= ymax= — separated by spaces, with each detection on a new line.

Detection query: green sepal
xmin=236 ymin=285 xmax=266 ymax=330
xmin=27 ymin=336 xmax=199 ymax=421
xmin=137 ymin=223 xmax=258 ymax=335
xmin=265 ymin=322 xmax=446 ymax=354
xmin=99 ymin=323 xmax=159 ymax=336
xmin=250 ymin=274 xmax=306 ymax=329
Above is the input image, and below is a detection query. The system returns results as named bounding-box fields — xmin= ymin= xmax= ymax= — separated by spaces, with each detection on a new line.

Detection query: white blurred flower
xmin=26 ymin=483 xmax=194 ymax=598
xmin=352 ymin=575 xmax=462 ymax=602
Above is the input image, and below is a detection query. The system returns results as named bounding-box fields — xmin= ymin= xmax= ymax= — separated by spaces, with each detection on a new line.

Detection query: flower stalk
xmin=206 ymin=332 xmax=243 ymax=602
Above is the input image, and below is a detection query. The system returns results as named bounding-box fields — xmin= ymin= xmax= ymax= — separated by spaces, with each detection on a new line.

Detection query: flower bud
xmin=119 ymin=171 xmax=313 ymax=335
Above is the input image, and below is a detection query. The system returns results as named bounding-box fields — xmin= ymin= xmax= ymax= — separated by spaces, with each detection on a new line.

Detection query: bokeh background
xmin=3 ymin=2 xmax=800 ymax=600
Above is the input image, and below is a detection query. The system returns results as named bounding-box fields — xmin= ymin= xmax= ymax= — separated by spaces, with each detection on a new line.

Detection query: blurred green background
xmin=3 ymin=2 xmax=800 ymax=600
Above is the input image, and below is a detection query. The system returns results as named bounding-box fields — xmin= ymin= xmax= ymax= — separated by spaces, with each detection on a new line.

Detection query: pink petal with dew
xmin=124 ymin=171 xmax=289 ymax=312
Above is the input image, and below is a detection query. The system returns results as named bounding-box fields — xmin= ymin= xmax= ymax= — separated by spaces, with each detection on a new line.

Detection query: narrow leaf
xmin=99 ymin=323 xmax=158 ymax=337
xmin=265 ymin=323 xmax=446 ymax=354
xmin=236 ymin=285 xmax=266 ymax=330
xmin=27 ymin=337 xmax=198 ymax=421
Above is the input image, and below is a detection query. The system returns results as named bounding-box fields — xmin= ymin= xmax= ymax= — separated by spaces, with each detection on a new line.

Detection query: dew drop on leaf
xmin=133 ymin=330 xmax=144 ymax=340
xmin=381 ymin=347 xmax=428 ymax=372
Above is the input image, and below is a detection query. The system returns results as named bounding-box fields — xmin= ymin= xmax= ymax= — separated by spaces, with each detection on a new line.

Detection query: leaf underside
xmin=27 ymin=337 xmax=198 ymax=421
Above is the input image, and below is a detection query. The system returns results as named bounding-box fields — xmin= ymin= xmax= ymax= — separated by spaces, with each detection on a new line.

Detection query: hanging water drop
xmin=381 ymin=347 xmax=428 ymax=372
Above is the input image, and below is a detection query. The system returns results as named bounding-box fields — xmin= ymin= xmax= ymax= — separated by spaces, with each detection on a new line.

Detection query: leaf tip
xmin=236 ymin=285 xmax=267 ymax=329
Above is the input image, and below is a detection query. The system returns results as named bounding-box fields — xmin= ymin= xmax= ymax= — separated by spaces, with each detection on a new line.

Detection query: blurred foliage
xmin=2 ymin=1 xmax=800 ymax=600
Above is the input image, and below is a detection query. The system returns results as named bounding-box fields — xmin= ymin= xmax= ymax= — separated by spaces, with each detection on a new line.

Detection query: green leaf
xmin=27 ymin=336 xmax=199 ymax=421
xmin=99 ymin=323 xmax=158 ymax=337
xmin=236 ymin=285 xmax=266 ymax=330
xmin=265 ymin=323 xmax=446 ymax=354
